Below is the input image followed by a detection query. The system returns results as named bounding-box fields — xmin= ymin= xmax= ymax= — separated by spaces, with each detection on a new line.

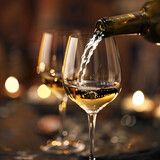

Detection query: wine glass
xmin=62 ymin=33 xmax=122 ymax=159
xmin=37 ymin=30 xmax=85 ymax=154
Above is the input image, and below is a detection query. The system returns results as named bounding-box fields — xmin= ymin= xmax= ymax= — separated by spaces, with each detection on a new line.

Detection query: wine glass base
xmin=40 ymin=139 xmax=85 ymax=154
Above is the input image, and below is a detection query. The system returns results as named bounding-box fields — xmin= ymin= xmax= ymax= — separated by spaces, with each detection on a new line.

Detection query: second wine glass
xmin=37 ymin=30 xmax=85 ymax=154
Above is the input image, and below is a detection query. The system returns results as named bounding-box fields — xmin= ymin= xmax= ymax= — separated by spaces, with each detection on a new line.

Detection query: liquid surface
xmin=64 ymin=81 xmax=120 ymax=113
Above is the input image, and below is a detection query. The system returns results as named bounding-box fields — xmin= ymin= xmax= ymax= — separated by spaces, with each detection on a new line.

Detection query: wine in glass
xmin=37 ymin=30 xmax=85 ymax=154
xmin=62 ymin=33 xmax=122 ymax=159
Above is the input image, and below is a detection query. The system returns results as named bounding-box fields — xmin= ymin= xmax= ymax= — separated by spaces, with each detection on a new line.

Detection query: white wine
xmin=41 ymin=72 xmax=66 ymax=100
xmin=64 ymin=81 xmax=121 ymax=114
xmin=96 ymin=0 xmax=160 ymax=45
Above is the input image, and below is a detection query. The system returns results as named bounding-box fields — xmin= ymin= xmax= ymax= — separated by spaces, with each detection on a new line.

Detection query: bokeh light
xmin=37 ymin=84 xmax=51 ymax=99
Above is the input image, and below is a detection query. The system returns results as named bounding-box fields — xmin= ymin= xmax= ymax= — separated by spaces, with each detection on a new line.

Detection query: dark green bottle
xmin=96 ymin=0 xmax=160 ymax=45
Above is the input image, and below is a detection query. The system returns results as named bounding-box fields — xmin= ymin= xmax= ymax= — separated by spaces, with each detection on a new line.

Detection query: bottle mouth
xmin=95 ymin=18 xmax=106 ymax=37
xmin=96 ymin=19 xmax=105 ymax=31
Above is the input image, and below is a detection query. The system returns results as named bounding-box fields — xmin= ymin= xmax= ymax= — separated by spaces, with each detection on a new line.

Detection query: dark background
xmin=1 ymin=0 xmax=157 ymax=99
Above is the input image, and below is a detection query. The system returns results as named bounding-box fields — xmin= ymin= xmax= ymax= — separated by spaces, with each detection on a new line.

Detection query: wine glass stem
xmin=88 ymin=113 xmax=97 ymax=160
xmin=58 ymin=100 xmax=67 ymax=140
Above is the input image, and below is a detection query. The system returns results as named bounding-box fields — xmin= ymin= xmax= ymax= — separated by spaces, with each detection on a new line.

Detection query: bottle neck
xmin=96 ymin=10 xmax=149 ymax=37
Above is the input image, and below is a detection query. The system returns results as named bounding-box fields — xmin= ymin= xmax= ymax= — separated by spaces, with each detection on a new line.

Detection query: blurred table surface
xmin=0 ymin=97 xmax=160 ymax=160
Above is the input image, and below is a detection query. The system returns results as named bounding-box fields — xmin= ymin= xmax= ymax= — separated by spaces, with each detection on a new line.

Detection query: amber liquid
xmin=64 ymin=81 xmax=120 ymax=113
xmin=41 ymin=72 xmax=66 ymax=100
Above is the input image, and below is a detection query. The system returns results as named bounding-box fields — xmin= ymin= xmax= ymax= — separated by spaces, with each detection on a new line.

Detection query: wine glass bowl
xmin=63 ymin=34 xmax=122 ymax=114
xmin=37 ymin=31 xmax=68 ymax=101
xmin=37 ymin=30 xmax=85 ymax=154
xmin=63 ymin=33 xmax=122 ymax=159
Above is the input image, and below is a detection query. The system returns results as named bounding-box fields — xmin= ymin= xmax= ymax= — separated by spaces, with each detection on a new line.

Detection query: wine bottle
xmin=95 ymin=0 xmax=160 ymax=45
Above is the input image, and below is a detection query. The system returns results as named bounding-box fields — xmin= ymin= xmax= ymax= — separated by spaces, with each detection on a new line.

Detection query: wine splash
xmin=78 ymin=31 xmax=104 ymax=85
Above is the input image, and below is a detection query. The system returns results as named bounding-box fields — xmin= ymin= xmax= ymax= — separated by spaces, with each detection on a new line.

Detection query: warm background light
xmin=132 ymin=90 xmax=144 ymax=106
xmin=154 ymin=104 xmax=160 ymax=119
xmin=122 ymin=90 xmax=154 ymax=113
xmin=5 ymin=76 xmax=19 ymax=93
xmin=37 ymin=84 xmax=51 ymax=99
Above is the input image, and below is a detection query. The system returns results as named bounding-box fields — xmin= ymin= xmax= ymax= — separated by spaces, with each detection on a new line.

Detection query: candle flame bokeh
xmin=37 ymin=84 xmax=51 ymax=99
xmin=132 ymin=90 xmax=144 ymax=106
xmin=122 ymin=90 xmax=154 ymax=113
xmin=5 ymin=76 xmax=19 ymax=93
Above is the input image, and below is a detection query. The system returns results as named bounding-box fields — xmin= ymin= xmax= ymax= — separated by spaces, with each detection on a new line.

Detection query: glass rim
xmin=42 ymin=28 xmax=80 ymax=37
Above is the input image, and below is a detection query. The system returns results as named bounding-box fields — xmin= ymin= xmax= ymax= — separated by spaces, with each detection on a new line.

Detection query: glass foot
xmin=40 ymin=139 xmax=85 ymax=154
